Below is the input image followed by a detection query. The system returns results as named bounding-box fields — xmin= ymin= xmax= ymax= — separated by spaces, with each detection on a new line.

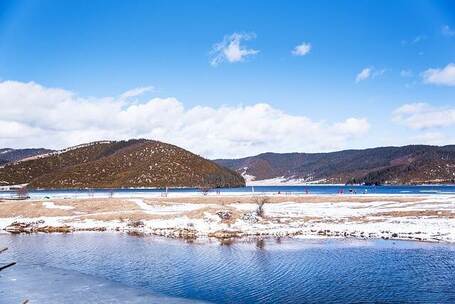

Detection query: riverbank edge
xmin=1 ymin=223 xmax=451 ymax=244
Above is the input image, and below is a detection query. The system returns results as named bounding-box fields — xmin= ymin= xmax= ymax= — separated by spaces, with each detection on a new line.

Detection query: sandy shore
xmin=0 ymin=194 xmax=454 ymax=242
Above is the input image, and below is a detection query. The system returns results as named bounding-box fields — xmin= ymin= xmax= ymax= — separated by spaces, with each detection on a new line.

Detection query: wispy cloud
xmin=401 ymin=35 xmax=427 ymax=45
xmin=119 ymin=86 xmax=154 ymax=100
xmin=355 ymin=67 xmax=386 ymax=83
xmin=291 ymin=42 xmax=311 ymax=56
xmin=393 ymin=102 xmax=455 ymax=129
xmin=422 ymin=63 xmax=455 ymax=86
xmin=210 ymin=33 xmax=259 ymax=67
xmin=400 ymin=69 xmax=413 ymax=78
xmin=442 ymin=25 xmax=455 ymax=37
xmin=412 ymin=35 xmax=426 ymax=44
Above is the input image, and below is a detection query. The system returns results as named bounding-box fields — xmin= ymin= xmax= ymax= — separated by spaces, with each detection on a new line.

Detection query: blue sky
xmin=0 ymin=0 xmax=454 ymax=158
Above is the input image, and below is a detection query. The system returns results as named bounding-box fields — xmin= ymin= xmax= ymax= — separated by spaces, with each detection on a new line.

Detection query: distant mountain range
xmin=0 ymin=140 xmax=244 ymax=189
xmin=2 ymin=143 xmax=454 ymax=188
xmin=214 ymin=145 xmax=455 ymax=185
xmin=0 ymin=148 xmax=53 ymax=166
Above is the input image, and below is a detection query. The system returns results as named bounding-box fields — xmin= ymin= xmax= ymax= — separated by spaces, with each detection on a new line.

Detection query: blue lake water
xmin=1 ymin=185 xmax=455 ymax=199
xmin=1 ymin=233 xmax=454 ymax=303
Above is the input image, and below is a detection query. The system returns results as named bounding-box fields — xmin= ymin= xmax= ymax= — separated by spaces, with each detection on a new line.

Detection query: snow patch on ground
xmin=42 ymin=202 xmax=75 ymax=210
xmin=130 ymin=199 xmax=211 ymax=214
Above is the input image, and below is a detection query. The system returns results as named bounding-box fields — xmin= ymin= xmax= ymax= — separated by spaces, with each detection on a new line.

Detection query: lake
xmin=1 ymin=184 xmax=455 ymax=200
xmin=1 ymin=233 xmax=454 ymax=303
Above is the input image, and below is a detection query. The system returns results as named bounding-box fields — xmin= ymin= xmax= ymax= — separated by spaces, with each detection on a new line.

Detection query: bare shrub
xmin=216 ymin=210 xmax=232 ymax=220
xmin=127 ymin=220 xmax=144 ymax=228
xmin=253 ymin=196 xmax=270 ymax=217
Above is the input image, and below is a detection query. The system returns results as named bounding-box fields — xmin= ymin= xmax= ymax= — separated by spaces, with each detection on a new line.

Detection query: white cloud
xmin=355 ymin=68 xmax=371 ymax=82
xmin=442 ymin=25 xmax=455 ymax=37
xmin=412 ymin=131 xmax=447 ymax=146
xmin=355 ymin=67 xmax=387 ymax=83
xmin=422 ymin=63 xmax=455 ymax=86
xmin=292 ymin=42 xmax=311 ymax=56
xmin=0 ymin=80 xmax=370 ymax=158
xmin=393 ymin=102 xmax=455 ymax=129
xmin=334 ymin=118 xmax=370 ymax=136
xmin=0 ymin=121 xmax=38 ymax=139
xmin=119 ymin=86 xmax=154 ymax=100
xmin=210 ymin=33 xmax=259 ymax=66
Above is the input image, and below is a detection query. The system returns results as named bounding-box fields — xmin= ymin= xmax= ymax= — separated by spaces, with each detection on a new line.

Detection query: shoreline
xmin=1 ymin=194 xmax=454 ymax=243
xmin=3 ymin=230 xmax=454 ymax=247
xmin=1 ymin=183 xmax=455 ymax=191
xmin=2 ymin=227 xmax=452 ymax=245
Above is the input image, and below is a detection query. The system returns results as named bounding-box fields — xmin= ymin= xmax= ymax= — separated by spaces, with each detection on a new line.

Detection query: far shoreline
xmin=2 ymin=183 xmax=455 ymax=193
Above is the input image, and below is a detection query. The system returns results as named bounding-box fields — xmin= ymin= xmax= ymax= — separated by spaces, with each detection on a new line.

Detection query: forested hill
xmin=215 ymin=145 xmax=455 ymax=185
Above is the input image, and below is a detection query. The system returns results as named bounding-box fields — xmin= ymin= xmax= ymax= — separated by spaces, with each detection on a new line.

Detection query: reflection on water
xmin=1 ymin=233 xmax=455 ymax=303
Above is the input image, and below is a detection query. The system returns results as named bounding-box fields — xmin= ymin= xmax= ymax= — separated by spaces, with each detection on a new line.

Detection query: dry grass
xmin=0 ymin=195 xmax=448 ymax=222
xmin=74 ymin=211 xmax=167 ymax=222
xmin=0 ymin=200 xmax=73 ymax=218
xmin=64 ymin=198 xmax=138 ymax=213
xmin=0 ymin=198 xmax=138 ymax=218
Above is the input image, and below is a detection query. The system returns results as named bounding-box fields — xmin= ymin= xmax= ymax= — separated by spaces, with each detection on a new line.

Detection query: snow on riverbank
xmin=42 ymin=201 xmax=75 ymax=210
xmin=130 ymin=199 xmax=212 ymax=214
xmin=0 ymin=195 xmax=453 ymax=243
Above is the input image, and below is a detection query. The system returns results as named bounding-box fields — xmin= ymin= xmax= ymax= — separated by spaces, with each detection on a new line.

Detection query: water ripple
xmin=1 ymin=234 xmax=454 ymax=303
